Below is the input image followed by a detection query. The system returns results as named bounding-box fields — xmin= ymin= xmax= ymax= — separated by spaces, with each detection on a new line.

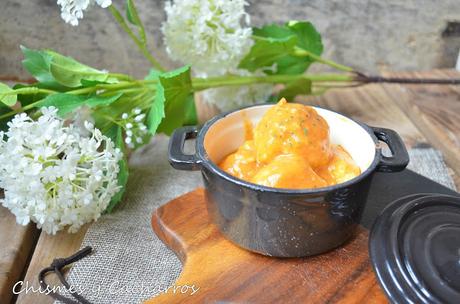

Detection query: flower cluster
xmin=0 ymin=107 xmax=121 ymax=234
xmin=162 ymin=0 xmax=253 ymax=75
xmin=163 ymin=0 xmax=271 ymax=109
xmin=71 ymin=105 xmax=95 ymax=137
xmin=57 ymin=0 xmax=112 ymax=26
xmin=120 ymin=108 xmax=148 ymax=149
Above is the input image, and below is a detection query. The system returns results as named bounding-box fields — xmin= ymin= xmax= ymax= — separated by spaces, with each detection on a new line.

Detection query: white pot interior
xmin=203 ymin=105 xmax=377 ymax=173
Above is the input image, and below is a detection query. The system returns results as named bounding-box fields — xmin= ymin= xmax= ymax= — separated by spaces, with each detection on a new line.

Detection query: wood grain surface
xmin=14 ymin=226 xmax=89 ymax=304
xmin=0 ymin=80 xmax=41 ymax=304
xmin=5 ymin=69 xmax=459 ymax=304
xmin=146 ymin=188 xmax=388 ymax=304
xmin=381 ymin=70 xmax=460 ymax=181
xmin=0 ymin=207 xmax=39 ymax=304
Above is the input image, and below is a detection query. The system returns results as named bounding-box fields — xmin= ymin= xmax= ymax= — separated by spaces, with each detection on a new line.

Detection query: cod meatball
xmin=316 ymin=145 xmax=361 ymax=185
xmin=254 ymin=98 xmax=332 ymax=168
xmin=219 ymin=140 xmax=258 ymax=180
xmin=251 ymin=154 xmax=327 ymax=189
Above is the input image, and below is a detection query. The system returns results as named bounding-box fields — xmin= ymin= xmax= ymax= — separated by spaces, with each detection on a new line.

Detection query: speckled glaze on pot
xmin=168 ymin=104 xmax=409 ymax=257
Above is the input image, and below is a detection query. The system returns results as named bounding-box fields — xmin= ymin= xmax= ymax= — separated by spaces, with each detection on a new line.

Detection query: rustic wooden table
xmin=1 ymin=69 xmax=459 ymax=304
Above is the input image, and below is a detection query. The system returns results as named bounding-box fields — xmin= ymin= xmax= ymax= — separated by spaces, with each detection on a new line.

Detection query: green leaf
xmin=253 ymin=24 xmax=293 ymax=39
xmin=278 ymin=78 xmax=312 ymax=101
xmin=20 ymin=46 xmax=68 ymax=90
xmin=125 ymin=0 xmax=146 ymax=44
xmin=276 ymin=22 xmax=323 ymax=74
xmin=49 ymin=52 xmax=109 ymax=87
xmin=272 ymin=55 xmax=311 ymax=75
xmin=105 ymin=125 xmax=129 ymax=213
xmin=147 ymin=82 xmax=165 ymax=134
xmin=238 ymin=35 xmax=298 ymax=72
xmin=144 ymin=69 xmax=164 ymax=134
xmin=86 ymin=93 xmax=123 ymax=108
xmin=239 ymin=21 xmax=323 ymax=75
xmin=145 ymin=69 xmax=161 ymax=81
xmin=20 ymin=45 xmax=54 ymax=84
xmin=288 ymin=21 xmax=323 ymax=55
xmin=20 ymin=46 xmax=113 ymax=89
xmin=39 ymin=93 xmax=123 ymax=117
xmin=0 ymin=83 xmax=17 ymax=107
xmin=39 ymin=94 xmax=86 ymax=116
xmin=183 ymin=95 xmax=197 ymax=125
xmin=156 ymin=65 xmax=193 ymax=135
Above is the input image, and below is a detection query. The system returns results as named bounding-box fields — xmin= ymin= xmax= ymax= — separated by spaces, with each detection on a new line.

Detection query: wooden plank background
xmin=0 ymin=69 xmax=458 ymax=303
xmin=0 ymin=209 xmax=39 ymax=303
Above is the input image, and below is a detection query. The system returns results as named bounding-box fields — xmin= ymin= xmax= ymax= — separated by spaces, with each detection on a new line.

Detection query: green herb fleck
xmin=303 ymin=127 xmax=309 ymax=136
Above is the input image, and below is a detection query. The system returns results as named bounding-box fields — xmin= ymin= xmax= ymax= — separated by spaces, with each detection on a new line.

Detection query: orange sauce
xmin=219 ymin=99 xmax=361 ymax=189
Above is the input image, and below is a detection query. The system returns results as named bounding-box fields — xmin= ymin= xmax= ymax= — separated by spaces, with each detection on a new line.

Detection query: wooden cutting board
xmin=146 ymin=188 xmax=388 ymax=303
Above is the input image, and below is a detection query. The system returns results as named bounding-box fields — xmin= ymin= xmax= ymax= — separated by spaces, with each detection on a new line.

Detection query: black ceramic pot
xmin=168 ymin=104 xmax=409 ymax=257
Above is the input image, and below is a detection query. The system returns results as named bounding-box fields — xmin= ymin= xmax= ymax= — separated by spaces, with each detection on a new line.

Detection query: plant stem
xmin=68 ymin=81 xmax=146 ymax=95
xmin=108 ymin=5 xmax=165 ymax=72
xmin=99 ymin=87 xmax=146 ymax=96
xmin=191 ymin=73 xmax=354 ymax=91
xmin=0 ymin=87 xmax=55 ymax=96
xmin=0 ymin=99 xmax=45 ymax=120
xmin=354 ymin=72 xmax=460 ymax=85
xmin=108 ymin=73 xmax=134 ymax=81
xmin=293 ymin=47 xmax=354 ymax=72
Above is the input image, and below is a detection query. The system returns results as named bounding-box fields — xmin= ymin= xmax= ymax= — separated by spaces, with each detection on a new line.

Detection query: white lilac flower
xmin=57 ymin=0 xmax=112 ymax=26
xmin=120 ymin=108 xmax=148 ymax=149
xmin=201 ymin=69 xmax=272 ymax=112
xmin=0 ymin=107 xmax=121 ymax=234
xmin=162 ymin=0 xmax=253 ymax=75
xmin=69 ymin=105 xmax=95 ymax=137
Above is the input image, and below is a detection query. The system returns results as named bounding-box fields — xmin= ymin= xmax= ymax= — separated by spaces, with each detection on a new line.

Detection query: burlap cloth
xmin=55 ymin=136 xmax=456 ymax=304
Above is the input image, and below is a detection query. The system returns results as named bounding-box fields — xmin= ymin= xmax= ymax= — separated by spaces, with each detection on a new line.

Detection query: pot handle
xmin=372 ymin=127 xmax=409 ymax=172
xmin=168 ymin=126 xmax=202 ymax=171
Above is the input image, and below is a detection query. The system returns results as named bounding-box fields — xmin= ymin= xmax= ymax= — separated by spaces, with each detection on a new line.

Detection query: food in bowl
xmin=168 ymin=102 xmax=409 ymax=257
xmin=219 ymin=98 xmax=361 ymax=189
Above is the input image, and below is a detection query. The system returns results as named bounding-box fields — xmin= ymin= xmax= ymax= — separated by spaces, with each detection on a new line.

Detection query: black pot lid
xmin=369 ymin=193 xmax=460 ymax=304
